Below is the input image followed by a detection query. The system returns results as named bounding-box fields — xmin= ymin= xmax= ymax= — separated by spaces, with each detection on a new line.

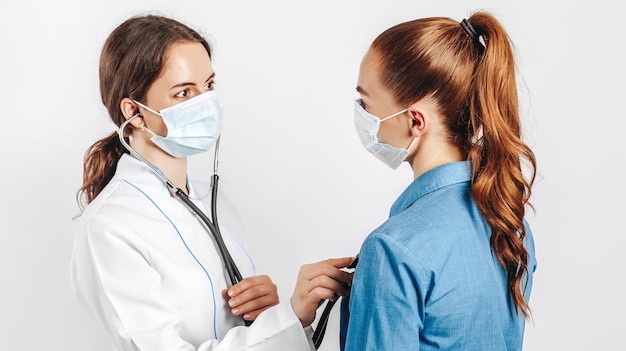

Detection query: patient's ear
xmin=407 ymin=105 xmax=428 ymax=138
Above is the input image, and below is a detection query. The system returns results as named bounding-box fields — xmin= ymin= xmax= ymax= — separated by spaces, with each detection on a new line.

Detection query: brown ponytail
xmin=77 ymin=132 xmax=128 ymax=209
xmin=371 ymin=11 xmax=536 ymax=318
xmin=76 ymin=14 xmax=212 ymax=210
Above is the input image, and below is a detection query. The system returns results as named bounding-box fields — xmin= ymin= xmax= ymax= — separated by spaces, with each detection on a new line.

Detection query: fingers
xmin=221 ymin=258 xmax=357 ymax=326
xmin=328 ymin=256 xmax=358 ymax=269
xmin=227 ymin=275 xmax=271 ymax=298
xmin=231 ymin=297 xmax=276 ymax=321
xmin=291 ymin=256 xmax=357 ymax=327
xmin=225 ymin=275 xmax=279 ymax=321
xmin=299 ymin=257 xmax=355 ymax=294
xmin=301 ymin=257 xmax=355 ymax=273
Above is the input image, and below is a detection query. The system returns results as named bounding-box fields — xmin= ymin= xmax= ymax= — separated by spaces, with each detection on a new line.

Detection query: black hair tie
xmin=460 ymin=19 xmax=485 ymax=53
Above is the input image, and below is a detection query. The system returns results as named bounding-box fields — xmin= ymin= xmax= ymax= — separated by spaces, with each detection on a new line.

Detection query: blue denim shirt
xmin=341 ymin=161 xmax=536 ymax=350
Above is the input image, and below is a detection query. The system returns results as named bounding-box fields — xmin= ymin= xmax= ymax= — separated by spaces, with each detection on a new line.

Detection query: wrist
xmin=290 ymin=296 xmax=312 ymax=327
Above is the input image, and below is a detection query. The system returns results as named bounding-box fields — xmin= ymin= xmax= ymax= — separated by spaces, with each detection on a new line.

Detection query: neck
xmin=159 ymin=158 xmax=189 ymax=194
xmin=130 ymin=138 xmax=189 ymax=194
xmin=408 ymin=139 xmax=463 ymax=180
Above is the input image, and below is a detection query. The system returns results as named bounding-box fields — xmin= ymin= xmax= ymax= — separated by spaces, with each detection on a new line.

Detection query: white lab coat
xmin=71 ymin=154 xmax=315 ymax=351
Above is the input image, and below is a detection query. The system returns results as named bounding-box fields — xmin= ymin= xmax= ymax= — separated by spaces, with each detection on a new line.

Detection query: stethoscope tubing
xmin=176 ymin=179 xmax=243 ymax=285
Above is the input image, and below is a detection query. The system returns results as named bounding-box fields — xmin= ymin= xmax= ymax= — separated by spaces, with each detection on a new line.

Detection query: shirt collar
xmin=116 ymin=153 xmax=198 ymax=197
xmin=389 ymin=161 xmax=472 ymax=216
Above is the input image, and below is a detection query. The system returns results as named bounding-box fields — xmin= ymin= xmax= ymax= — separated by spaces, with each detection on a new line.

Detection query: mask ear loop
xmin=380 ymin=108 xmax=409 ymax=123
xmin=133 ymin=100 xmax=162 ymax=138
xmin=406 ymin=136 xmax=418 ymax=151
xmin=133 ymin=99 xmax=162 ymax=116
xmin=380 ymin=109 xmax=416 ymax=152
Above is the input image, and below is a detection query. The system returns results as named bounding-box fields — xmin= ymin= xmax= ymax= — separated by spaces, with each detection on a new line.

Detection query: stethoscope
xmin=118 ymin=115 xmax=251 ymax=326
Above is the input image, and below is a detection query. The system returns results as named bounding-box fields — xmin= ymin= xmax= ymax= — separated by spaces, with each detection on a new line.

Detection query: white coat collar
xmin=115 ymin=153 xmax=201 ymax=198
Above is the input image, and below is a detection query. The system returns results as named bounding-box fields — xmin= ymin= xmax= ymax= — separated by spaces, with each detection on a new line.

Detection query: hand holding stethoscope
xmin=311 ymin=255 xmax=358 ymax=349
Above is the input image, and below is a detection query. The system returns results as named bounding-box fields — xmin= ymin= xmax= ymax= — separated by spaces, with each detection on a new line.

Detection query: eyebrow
xmin=170 ymin=72 xmax=216 ymax=90
xmin=356 ymin=86 xmax=369 ymax=96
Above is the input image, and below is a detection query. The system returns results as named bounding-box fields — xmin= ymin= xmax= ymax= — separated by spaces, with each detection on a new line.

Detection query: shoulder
xmin=376 ymin=188 xmax=478 ymax=250
xmin=74 ymin=178 xmax=161 ymax=247
xmin=359 ymin=187 xmax=488 ymax=274
xmin=79 ymin=178 xmax=146 ymax=222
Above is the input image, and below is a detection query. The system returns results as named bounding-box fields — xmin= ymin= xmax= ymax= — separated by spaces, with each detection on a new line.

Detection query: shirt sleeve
xmin=344 ymin=231 xmax=425 ymax=350
xmin=70 ymin=217 xmax=314 ymax=351
xmin=202 ymin=303 xmax=315 ymax=351
xmin=303 ymin=326 xmax=316 ymax=350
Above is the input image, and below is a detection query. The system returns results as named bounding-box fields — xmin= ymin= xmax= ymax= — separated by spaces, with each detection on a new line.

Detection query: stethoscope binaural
xmin=118 ymin=115 xmax=251 ymax=326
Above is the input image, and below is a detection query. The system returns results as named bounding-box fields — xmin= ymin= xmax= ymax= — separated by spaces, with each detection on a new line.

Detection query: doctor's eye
xmin=175 ymin=90 xmax=189 ymax=98
xmin=205 ymin=80 xmax=215 ymax=91
xmin=357 ymin=98 xmax=367 ymax=109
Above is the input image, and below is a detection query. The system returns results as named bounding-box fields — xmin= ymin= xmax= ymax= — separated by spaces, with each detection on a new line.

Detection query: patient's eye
xmin=357 ymin=98 xmax=367 ymax=109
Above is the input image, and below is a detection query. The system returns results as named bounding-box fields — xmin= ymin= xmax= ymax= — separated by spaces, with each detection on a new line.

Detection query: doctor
xmin=71 ymin=14 xmax=353 ymax=351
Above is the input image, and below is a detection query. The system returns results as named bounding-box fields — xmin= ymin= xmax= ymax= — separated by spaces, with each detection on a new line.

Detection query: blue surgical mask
xmin=354 ymin=99 xmax=417 ymax=170
xmin=134 ymin=91 xmax=223 ymax=158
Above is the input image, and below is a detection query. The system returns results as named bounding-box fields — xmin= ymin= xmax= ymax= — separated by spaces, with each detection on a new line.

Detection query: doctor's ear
xmin=120 ymin=98 xmax=143 ymax=127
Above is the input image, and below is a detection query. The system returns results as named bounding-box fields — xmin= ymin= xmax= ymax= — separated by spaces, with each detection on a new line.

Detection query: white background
xmin=1 ymin=0 xmax=624 ymax=350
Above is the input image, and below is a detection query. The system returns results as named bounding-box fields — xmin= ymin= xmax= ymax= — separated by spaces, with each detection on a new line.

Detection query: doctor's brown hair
xmin=371 ymin=12 xmax=536 ymax=318
xmin=77 ymin=14 xmax=212 ymax=209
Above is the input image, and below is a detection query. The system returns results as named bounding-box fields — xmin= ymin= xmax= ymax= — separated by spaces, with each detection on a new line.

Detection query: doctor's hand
xmin=290 ymin=257 xmax=355 ymax=327
xmin=222 ymin=275 xmax=279 ymax=322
